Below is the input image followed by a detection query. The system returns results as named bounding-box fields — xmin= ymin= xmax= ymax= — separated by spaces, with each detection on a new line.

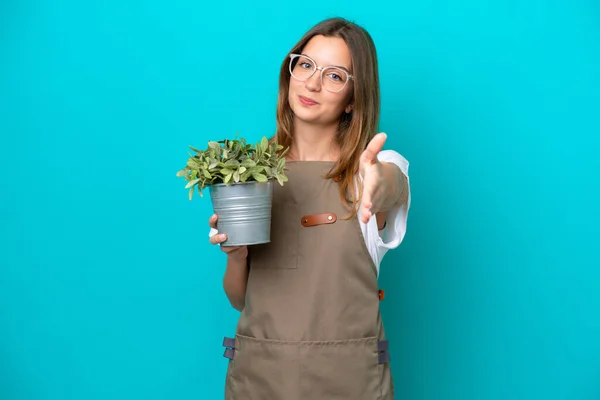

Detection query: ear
xmin=345 ymin=103 xmax=354 ymax=114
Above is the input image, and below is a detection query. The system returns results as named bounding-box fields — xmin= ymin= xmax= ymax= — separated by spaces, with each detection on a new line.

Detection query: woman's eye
xmin=300 ymin=62 xmax=313 ymax=69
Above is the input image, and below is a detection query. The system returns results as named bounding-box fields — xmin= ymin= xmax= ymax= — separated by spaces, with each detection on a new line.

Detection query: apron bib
xmin=222 ymin=161 xmax=394 ymax=400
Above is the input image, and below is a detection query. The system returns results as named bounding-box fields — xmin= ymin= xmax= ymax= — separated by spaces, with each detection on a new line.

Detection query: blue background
xmin=1 ymin=1 xmax=599 ymax=399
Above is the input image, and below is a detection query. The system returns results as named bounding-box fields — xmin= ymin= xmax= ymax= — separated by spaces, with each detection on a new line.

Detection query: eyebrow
xmin=301 ymin=53 xmax=352 ymax=74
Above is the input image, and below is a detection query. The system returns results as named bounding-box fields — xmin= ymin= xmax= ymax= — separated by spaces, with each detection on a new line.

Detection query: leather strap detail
xmin=379 ymin=289 xmax=385 ymax=301
xmin=378 ymin=350 xmax=391 ymax=364
xmin=301 ymin=213 xmax=337 ymax=227
xmin=223 ymin=348 xmax=235 ymax=360
xmin=222 ymin=337 xmax=235 ymax=349
xmin=333 ymin=174 xmax=343 ymax=182
xmin=223 ymin=336 xmax=236 ymax=360
xmin=378 ymin=340 xmax=390 ymax=364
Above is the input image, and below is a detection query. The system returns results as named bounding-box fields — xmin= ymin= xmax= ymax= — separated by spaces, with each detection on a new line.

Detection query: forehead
xmin=301 ymin=35 xmax=352 ymax=71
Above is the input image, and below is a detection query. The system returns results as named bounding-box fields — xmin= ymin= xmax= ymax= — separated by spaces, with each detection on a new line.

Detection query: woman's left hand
xmin=359 ymin=132 xmax=402 ymax=224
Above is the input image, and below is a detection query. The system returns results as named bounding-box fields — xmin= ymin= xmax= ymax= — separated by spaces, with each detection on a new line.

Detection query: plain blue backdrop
xmin=1 ymin=1 xmax=599 ymax=399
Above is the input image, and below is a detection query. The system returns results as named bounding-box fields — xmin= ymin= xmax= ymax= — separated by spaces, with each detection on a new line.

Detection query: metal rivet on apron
xmin=327 ymin=215 xmax=333 ymax=221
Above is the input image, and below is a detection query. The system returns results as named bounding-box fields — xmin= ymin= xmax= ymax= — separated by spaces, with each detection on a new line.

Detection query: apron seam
xmin=236 ymin=333 xmax=379 ymax=346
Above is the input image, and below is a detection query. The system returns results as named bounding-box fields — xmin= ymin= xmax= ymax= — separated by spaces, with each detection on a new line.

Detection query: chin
xmin=290 ymin=98 xmax=320 ymax=123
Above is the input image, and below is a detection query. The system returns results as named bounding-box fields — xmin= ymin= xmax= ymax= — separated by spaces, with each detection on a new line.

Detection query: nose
xmin=305 ymin=70 xmax=321 ymax=92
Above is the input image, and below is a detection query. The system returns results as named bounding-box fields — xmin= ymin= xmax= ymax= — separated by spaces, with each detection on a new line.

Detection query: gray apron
xmin=222 ymin=161 xmax=394 ymax=400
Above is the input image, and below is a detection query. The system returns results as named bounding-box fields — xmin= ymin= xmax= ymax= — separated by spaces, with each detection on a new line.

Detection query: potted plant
xmin=176 ymin=136 xmax=289 ymax=246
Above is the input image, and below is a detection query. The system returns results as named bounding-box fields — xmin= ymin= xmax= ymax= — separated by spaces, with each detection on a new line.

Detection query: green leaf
xmin=188 ymin=187 xmax=194 ymax=200
xmin=261 ymin=137 xmax=268 ymax=152
xmin=252 ymin=172 xmax=268 ymax=183
xmin=241 ymin=159 xmax=256 ymax=168
xmin=202 ymin=169 xmax=211 ymax=179
xmin=239 ymin=166 xmax=246 ymax=174
xmin=241 ymin=170 xmax=252 ymax=182
xmin=185 ymin=178 xmax=200 ymax=189
xmin=233 ymin=170 xmax=240 ymax=183
xmin=176 ymin=168 xmax=189 ymax=177
xmin=224 ymin=172 xmax=233 ymax=184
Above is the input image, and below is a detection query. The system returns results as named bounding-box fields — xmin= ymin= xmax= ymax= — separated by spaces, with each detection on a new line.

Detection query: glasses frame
xmin=288 ymin=53 xmax=354 ymax=93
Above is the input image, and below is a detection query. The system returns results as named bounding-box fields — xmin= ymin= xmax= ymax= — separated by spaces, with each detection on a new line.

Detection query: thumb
xmin=360 ymin=133 xmax=387 ymax=166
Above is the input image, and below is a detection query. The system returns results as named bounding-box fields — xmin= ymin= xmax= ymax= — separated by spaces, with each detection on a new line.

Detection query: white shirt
xmin=359 ymin=150 xmax=411 ymax=276
xmin=209 ymin=149 xmax=411 ymax=277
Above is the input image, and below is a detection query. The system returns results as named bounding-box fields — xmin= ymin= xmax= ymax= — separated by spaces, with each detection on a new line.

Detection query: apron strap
xmin=377 ymin=340 xmax=389 ymax=352
xmin=378 ymin=340 xmax=391 ymax=364
xmin=223 ymin=336 xmax=236 ymax=360
xmin=223 ymin=337 xmax=236 ymax=348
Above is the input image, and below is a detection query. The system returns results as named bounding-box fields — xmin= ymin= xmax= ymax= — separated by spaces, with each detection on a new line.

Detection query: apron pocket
xmin=227 ymin=334 xmax=300 ymax=400
xmin=298 ymin=337 xmax=381 ymax=400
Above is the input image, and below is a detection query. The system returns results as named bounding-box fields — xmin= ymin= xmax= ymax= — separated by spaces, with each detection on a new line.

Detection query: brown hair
xmin=273 ymin=17 xmax=380 ymax=219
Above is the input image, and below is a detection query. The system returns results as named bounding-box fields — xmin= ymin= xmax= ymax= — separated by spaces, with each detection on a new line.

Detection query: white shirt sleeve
xmin=359 ymin=149 xmax=411 ymax=274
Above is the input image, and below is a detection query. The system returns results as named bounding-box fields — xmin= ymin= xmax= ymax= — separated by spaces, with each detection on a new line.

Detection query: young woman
xmin=208 ymin=17 xmax=410 ymax=400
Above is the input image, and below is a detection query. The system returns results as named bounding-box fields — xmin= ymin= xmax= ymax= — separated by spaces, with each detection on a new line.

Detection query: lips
xmin=299 ymin=95 xmax=318 ymax=106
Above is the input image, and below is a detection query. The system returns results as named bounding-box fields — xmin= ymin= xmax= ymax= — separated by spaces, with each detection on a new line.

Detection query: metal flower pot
xmin=209 ymin=180 xmax=273 ymax=246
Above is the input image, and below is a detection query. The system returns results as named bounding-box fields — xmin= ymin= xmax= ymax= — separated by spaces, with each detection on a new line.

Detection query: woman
xmin=209 ymin=16 xmax=410 ymax=400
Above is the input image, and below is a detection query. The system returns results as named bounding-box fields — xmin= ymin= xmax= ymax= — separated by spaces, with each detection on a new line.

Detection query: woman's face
xmin=288 ymin=35 xmax=354 ymax=127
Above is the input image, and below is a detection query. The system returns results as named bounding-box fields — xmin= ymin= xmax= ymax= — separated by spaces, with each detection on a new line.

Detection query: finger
xmin=366 ymin=185 xmax=383 ymax=217
xmin=209 ymin=214 xmax=218 ymax=229
xmin=361 ymin=180 xmax=375 ymax=223
xmin=360 ymin=133 xmax=387 ymax=166
xmin=361 ymin=173 xmax=385 ymax=223
xmin=209 ymin=233 xmax=227 ymax=245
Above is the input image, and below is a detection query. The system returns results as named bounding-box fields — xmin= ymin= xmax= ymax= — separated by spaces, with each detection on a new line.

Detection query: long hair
xmin=273 ymin=17 xmax=380 ymax=219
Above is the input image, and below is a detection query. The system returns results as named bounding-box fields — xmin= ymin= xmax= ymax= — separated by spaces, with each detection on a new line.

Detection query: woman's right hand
xmin=209 ymin=214 xmax=248 ymax=261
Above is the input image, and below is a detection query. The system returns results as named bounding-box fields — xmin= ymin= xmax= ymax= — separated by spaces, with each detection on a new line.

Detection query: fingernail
xmin=220 ymin=234 xmax=226 ymax=240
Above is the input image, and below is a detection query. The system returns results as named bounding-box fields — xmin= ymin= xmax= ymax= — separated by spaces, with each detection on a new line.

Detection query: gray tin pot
xmin=209 ymin=180 xmax=273 ymax=246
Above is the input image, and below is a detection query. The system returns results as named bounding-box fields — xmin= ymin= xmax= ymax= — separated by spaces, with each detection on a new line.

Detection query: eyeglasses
xmin=288 ymin=53 xmax=354 ymax=93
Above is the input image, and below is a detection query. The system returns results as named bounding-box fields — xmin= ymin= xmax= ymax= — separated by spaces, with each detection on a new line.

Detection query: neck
xmin=287 ymin=119 xmax=341 ymax=162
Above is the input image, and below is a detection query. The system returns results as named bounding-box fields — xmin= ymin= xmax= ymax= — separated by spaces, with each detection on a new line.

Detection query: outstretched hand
xmin=359 ymin=132 xmax=388 ymax=224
